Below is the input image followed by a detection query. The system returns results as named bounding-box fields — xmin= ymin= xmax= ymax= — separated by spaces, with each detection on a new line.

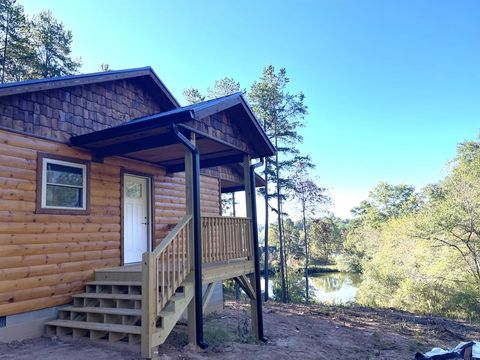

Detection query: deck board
xmin=95 ymin=259 xmax=254 ymax=283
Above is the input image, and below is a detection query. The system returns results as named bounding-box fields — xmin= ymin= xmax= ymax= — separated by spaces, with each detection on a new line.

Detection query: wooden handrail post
xmin=141 ymin=252 xmax=157 ymax=359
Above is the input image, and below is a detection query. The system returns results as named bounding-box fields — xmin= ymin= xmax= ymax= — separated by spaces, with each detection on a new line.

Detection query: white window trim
xmin=41 ymin=158 xmax=87 ymax=211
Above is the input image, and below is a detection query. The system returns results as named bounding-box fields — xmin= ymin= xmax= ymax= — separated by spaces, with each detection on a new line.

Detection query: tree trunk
xmin=1 ymin=13 xmax=10 ymax=83
xmin=274 ymin=125 xmax=287 ymax=303
xmin=281 ymin=207 xmax=289 ymax=303
xmin=302 ymin=204 xmax=309 ymax=304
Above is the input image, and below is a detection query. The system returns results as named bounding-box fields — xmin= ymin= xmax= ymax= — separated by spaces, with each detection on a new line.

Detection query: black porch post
xmin=172 ymin=124 xmax=208 ymax=349
xmin=243 ymin=156 xmax=267 ymax=342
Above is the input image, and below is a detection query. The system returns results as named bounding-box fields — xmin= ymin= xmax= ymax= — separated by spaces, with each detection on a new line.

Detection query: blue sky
xmin=21 ymin=0 xmax=480 ymax=218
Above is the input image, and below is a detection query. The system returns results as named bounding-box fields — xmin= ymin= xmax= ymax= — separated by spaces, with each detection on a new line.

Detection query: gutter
xmin=172 ymin=123 xmax=208 ymax=349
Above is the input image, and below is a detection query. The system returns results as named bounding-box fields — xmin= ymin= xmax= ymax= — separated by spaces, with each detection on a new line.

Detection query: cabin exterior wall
xmin=0 ymin=129 xmax=221 ymax=317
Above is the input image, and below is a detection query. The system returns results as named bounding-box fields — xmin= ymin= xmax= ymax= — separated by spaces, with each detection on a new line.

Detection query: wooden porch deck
xmin=95 ymin=258 xmax=255 ymax=284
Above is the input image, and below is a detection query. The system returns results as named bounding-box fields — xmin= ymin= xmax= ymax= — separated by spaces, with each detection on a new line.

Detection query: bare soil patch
xmin=2 ymin=300 xmax=480 ymax=359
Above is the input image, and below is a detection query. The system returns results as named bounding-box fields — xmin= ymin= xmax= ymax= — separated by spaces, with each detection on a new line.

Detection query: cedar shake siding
xmin=0 ymin=79 xmax=163 ymax=142
xmin=191 ymin=112 xmax=255 ymax=154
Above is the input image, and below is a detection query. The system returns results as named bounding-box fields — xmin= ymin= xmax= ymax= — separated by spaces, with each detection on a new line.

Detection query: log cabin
xmin=0 ymin=67 xmax=274 ymax=358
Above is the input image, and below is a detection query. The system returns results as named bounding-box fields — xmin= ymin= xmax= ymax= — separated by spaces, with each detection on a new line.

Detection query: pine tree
xmin=31 ymin=10 xmax=80 ymax=78
xmin=99 ymin=63 xmax=112 ymax=72
xmin=206 ymin=77 xmax=241 ymax=99
xmin=183 ymin=87 xmax=205 ymax=104
xmin=0 ymin=0 xmax=35 ymax=83
xmin=249 ymin=65 xmax=309 ymax=303
xmin=183 ymin=76 xmax=242 ymax=105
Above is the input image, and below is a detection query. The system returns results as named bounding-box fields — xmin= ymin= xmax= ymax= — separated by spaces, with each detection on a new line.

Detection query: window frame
xmin=36 ymin=153 xmax=90 ymax=215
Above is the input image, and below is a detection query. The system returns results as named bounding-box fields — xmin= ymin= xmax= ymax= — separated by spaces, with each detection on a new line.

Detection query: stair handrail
xmin=141 ymin=214 xmax=193 ymax=357
xmin=153 ymin=214 xmax=192 ymax=256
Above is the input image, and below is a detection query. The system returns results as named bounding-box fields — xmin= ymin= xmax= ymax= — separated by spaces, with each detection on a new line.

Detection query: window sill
xmin=35 ymin=207 xmax=90 ymax=215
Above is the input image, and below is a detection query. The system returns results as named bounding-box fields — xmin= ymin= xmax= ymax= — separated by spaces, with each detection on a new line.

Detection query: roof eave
xmin=70 ymin=109 xmax=195 ymax=147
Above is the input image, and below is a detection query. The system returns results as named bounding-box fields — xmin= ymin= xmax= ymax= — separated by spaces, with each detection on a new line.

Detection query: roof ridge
xmin=0 ymin=66 xmax=153 ymax=90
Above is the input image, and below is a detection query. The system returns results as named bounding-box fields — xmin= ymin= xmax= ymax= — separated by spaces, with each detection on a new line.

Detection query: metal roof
xmin=71 ymin=92 xmax=276 ymax=160
xmin=0 ymin=66 xmax=180 ymax=110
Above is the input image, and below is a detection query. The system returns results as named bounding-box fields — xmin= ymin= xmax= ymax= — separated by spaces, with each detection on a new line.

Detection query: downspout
xmin=249 ymin=158 xmax=267 ymax=342
xmin=172 ymin=124 xmax=208 ymax=349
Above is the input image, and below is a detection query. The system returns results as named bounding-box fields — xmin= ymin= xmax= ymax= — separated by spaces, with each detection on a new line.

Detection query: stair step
xmin=45 ymin=319 xmax=141 ymax=334
xmin=170 ymin=293 xmax=185 ymax=301
xmin=73 ymin=293 xmax=141 ymax=300
xmin=86 ymin=280 xmax=141 ymax=287
xmin=158 ymin=309 xmax=175 ymax=317
xmin=62 ymin=306 xmax=141 ymax=316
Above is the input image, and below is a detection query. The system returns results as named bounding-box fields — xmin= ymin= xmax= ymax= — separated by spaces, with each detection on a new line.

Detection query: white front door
xmin=123 ymin=174 xmax=150 ymax=264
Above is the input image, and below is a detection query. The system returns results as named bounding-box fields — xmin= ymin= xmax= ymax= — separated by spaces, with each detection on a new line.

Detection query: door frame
xmin=120 ymin=169 xmax=154 ymax=265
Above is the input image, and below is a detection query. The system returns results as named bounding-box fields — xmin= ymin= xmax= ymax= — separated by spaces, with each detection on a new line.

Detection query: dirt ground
xmin=2 ymin=300 xmax=480 ymax=360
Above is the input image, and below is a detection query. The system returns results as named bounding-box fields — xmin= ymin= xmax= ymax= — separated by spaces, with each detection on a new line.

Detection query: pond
xmin=261 ymin=272 xmax=362 ymax=304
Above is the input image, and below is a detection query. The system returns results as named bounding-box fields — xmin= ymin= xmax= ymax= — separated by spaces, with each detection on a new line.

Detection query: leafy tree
xmin=249 ymin=65 xmax=309 ymax=303
xmin=31 ymin=10 xmax=80 ymax=78
xmin=269 ymin=217 xmax=302 ymax=302
xmin=351 ymin=182 xmax=419 ymax=229
xmin=310 ymin=217 xmax=345 ymax=262
xmin=289 ymin=161 xmax=329 ymax=303
xmin=353 ymin=135 xmax=480 ymax=319
xmin=0 ymin=0 xmax=35 ymax=82
xmin=343 ymin=182 xmax=420 ymax=272
xmin=416 ymin=137 xmax=480 ymax=285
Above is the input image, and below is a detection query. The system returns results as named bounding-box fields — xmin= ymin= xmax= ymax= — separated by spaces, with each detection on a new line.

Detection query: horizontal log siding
xmin=0 ymin=130 xmax=220 ymax=316
xmin=153 ymin=172 xmax=220 ymax=247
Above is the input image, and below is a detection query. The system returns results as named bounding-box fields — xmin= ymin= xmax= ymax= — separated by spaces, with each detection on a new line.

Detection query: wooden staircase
xmin=44 ymin=214 xmax=254 ymax=358
xmin=45 ymin=266 xmax=193 ymax=349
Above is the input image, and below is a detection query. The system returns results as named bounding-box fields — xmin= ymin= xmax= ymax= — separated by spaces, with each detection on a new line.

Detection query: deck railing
xmin=201 ymin=216 xmax=252 ymax=264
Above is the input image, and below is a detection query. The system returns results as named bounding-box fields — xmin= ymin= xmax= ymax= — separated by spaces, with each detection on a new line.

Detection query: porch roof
xmin=70 ymin=93 xmax=275 ymax=174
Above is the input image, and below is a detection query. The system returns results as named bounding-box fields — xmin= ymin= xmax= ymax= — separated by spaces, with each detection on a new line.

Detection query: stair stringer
xmin=152 ymin=280 xmax=194 ymax=346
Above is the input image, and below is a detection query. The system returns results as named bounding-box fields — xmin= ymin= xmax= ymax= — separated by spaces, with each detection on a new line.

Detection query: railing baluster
xmin=174 ymin=235 xmax=177 ymax=290
xmin=161 ymin=251 xmax=165 ymax=308
xmin=214 ymin=218 xmax=216 ymax=262
xmin=177 ymin=230 xmax=180 ymax=288
xmin=226 ymin=218 xmax=230 ymax=260
xmin=220 ymin=220 xmax=227 ymax=261
xmin=202 ymin=218 xmax=206 ymax=263
xmin=209 ymin=217 xmax=212 ymax=262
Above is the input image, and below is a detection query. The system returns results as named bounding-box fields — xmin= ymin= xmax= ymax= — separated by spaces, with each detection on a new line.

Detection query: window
xmin=37 ymin=154 xmax=89 ymax=214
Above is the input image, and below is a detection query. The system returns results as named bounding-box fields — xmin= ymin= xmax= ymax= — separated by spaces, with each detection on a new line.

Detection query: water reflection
xmin=311 ymin=272 xmax=361 ymax=304
xmin=261 ymin=272 xmax=361 ymax=304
